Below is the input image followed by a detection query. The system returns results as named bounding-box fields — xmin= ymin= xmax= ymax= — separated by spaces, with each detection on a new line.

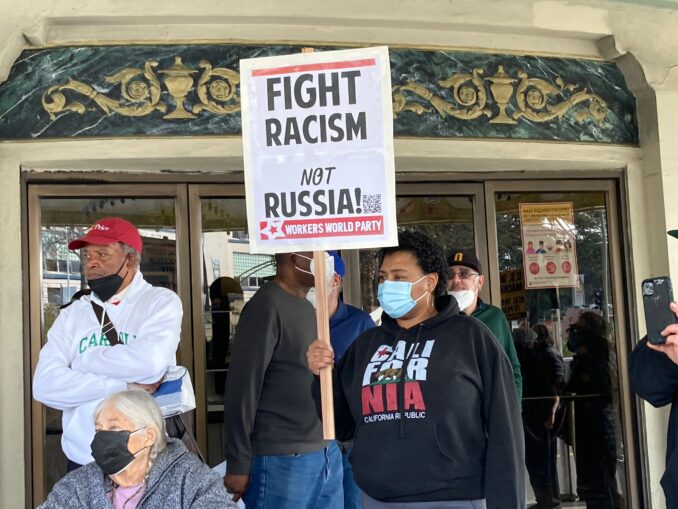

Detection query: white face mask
xmin=294 ymin=252 xmax=334 ymax=279
xmin=306 ymin=280 xmax=336 ymax=308
xmin=448 ymin=289 xmax=476 ymax=312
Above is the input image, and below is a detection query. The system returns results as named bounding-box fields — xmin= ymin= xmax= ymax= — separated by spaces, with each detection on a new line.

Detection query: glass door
xmin=486 ymin=180 xmax=637 ymax=508
xmin=27 ymin=184 xmax=191 ymax=506
xmin=188 ymin=185 xmax=256 ymax=466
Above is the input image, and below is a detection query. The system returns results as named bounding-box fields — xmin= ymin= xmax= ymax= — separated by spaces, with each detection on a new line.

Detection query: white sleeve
xmin=73 ymin=292 xmax=183 ymax=384
xmin=33 ymin=313 xmax=127 ymax=410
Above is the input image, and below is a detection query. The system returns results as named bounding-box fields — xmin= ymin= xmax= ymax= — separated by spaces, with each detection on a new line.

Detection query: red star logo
xmin=377 ymin=348 xmax=390 ymax=357
xmin=270 ymin=226 xmax=278 ymax=234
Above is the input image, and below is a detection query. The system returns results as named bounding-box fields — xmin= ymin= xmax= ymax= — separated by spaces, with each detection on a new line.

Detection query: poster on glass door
xmin=240 ymin=46 xmax=397 ymax=254
xmin=519 ymin=202 xmax=579 ymax=289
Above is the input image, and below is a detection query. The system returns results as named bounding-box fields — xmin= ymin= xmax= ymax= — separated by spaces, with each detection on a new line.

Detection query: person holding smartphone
xmin=629 ymin=229 xmax=678 ymax=508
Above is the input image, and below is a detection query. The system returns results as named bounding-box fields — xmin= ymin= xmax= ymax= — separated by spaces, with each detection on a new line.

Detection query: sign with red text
xmin=519 ymin=202 xmax=579 ymax=289
xmin=240 ymin=46 xmax=397 ymax=253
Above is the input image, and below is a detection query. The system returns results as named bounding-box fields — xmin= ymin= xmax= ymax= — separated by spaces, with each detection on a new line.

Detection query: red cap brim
xmin=68 ymin=233 xmax=121 ymax=250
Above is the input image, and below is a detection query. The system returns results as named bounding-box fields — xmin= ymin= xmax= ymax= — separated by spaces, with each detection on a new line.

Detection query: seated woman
xmin=39 ymin=389 xmax=231 ymax=508
xmin=307 ymin=230 xmax=525 ymax=509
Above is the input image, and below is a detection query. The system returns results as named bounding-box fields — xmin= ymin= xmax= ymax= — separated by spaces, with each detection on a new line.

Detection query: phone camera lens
xmin=643 ymin=282 xmax=654 ymax=296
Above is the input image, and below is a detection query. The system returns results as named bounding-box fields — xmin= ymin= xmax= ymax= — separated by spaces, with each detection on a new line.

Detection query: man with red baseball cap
xmin=33 ymin=217 xmax=183 ymax=472
xmin=66 ymin=217 xmax=143 ymax=303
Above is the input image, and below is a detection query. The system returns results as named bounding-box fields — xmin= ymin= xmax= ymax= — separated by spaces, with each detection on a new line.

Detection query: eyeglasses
xmin=448 ymin=268 xmax=480 ymax=280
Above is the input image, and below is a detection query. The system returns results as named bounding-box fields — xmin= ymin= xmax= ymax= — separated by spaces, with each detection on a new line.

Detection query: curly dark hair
xmin=377 ymin=230 xmax=448 ymax=296
xmin=575 ymin=311 xmax=608 ymax=339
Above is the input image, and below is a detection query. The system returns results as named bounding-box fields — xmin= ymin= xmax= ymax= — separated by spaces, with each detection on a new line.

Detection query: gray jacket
xmin=39 ymin=439 xmax=231 ymax=508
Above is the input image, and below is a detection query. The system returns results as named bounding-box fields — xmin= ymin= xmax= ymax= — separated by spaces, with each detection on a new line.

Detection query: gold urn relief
xmin=486 ymin=65 xmax=517 ymax=125
xmin=159 ymin=57 xmax=198 ymax=120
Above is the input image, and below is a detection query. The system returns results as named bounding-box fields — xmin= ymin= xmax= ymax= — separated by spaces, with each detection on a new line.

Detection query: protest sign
xmin=240 ymin=46 xmax=397 ymax=254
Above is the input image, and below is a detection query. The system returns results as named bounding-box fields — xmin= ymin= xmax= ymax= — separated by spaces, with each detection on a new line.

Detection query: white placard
xmin=240 ymin=46 xmax=397 ymax=253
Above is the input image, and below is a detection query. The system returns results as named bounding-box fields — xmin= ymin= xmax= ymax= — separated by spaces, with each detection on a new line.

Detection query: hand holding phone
xmin=642 ymin=276 xmax=678 ymax=344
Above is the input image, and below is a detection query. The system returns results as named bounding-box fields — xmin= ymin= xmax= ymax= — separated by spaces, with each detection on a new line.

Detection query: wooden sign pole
xmin=313 ymin=251 xmax=335 ymax=440
xmin=300 ymin=46 xmax=335 ymax=440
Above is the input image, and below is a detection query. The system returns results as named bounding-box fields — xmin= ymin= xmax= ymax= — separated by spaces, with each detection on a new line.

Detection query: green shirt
xmin=473 ymin=299 xmax=523 ymax=400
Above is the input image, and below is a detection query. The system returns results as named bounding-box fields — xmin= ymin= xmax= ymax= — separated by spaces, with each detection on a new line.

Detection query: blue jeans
xmin=244 ymin=441 xmax=343 ymax=509
xmin=342 ymin=447 xmax=362 ymax=509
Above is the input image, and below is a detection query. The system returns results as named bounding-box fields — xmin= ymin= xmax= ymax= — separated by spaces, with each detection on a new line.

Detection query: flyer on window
xmin=519 ymin=202 xmax=579 ymax=289
xmin=240 ymin=46 xmax=397 ymax=254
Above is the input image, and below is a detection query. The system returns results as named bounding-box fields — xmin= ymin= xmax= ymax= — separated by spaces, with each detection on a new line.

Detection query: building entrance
xmin=26 ymin=177 xmax=638 ymax=507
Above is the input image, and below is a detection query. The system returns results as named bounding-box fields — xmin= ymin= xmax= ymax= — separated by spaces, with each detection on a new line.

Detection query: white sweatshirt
xmin=33 ymin=271 xmax=183 ymax=464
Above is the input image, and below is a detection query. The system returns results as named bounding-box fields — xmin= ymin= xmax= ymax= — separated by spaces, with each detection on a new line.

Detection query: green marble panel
xmin=0 ymin=44 xmax=637 ymax=143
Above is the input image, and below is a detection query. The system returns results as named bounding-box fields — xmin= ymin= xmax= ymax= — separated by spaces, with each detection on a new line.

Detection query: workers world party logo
xmin=360 ymin=339 xmax=434 ymax=423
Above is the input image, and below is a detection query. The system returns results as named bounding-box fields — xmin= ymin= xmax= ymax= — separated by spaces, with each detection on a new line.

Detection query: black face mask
xmin=88 ymin=256 xmax=129 ymax=302
xmin=567 ymin=329 xmax=586 ymax=352
xmin=91 ymin=429 xmax=145 ymax=475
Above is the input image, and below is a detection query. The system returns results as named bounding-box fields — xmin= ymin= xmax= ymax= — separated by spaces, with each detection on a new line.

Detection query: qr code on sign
xmin=362 ymin=194 xmax=382 ymax=214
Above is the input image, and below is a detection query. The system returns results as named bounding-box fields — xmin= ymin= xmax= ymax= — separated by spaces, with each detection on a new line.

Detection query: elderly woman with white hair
xmin=39 ymin=390 xmax=231 ymax=508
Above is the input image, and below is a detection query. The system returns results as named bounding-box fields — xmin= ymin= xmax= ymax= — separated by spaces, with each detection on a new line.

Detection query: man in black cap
xmin=447 ymin=249 xmax=522 ymax=399
xmin=629 ymin=229 xmax=678 ymax=508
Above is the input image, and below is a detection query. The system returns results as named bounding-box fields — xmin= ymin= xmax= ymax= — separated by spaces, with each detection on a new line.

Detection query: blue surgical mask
xmin=377 ymin=275 xmax=428 ymax=319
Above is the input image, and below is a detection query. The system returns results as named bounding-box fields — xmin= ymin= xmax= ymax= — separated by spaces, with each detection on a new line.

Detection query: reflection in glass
xmin=199 ymin=198 xmax=273 ymax=466
xmin=495 ymin=192 xmax=625 ymax=508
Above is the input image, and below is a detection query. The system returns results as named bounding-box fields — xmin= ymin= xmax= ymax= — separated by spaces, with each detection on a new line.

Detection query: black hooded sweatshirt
xmin=629 ymin=337 xmax=678 ymax=507
xmin=327 ymin=295 xmax=525 ymax=507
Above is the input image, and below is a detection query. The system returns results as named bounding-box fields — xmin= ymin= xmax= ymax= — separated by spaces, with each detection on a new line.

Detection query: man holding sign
xmin=224 ymin=252 xmax=342 ymax=507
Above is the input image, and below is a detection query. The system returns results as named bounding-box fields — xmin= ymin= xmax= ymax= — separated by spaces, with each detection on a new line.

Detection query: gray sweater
xmin=225 ymin=281 xmax=329 ymax=475
xmin=39 ymin=439 xmax=231 ymax=508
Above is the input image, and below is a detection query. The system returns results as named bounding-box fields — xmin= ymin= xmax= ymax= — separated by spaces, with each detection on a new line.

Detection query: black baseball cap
xmin=447 ymin=249 xmax=482 ymax=275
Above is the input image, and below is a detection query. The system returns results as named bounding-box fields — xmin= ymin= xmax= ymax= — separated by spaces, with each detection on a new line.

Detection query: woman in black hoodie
xmin=308 ymin=231 xmax=524 ymax=508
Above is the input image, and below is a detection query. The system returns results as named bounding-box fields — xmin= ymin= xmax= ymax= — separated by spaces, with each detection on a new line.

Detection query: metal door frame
xmin=186 ymin=184 xmax=246 ymax=457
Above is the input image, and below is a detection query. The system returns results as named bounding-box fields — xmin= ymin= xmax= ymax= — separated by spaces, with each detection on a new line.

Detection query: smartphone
xmin=642 ymin=276 xmax=677 ymax=344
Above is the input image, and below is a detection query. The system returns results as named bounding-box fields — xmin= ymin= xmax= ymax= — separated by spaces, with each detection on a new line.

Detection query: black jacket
xmin=328 ymin=295 xmax=524 ymax=507
xmin=629 ymin=337 xmax=678 ymax=508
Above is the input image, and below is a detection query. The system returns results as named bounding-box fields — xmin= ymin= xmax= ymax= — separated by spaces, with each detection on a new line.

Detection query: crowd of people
xmin=33 ymin=215 xmax=678 ymax=508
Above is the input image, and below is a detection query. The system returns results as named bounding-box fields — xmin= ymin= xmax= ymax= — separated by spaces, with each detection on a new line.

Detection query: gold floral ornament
xmin=42 ymin=56 xmax=241 ymax=121
xmin=192 ymin=60 xmax=240 ymax=115
xmin=512 ymin=71 xmax=607 ymax=125
xmin=392 ymin=65 xmax=607 ymax=126
xmin=392 ymin=69 xmax=491 ymax=121
xmin=42 ymin=61 xmax=167 ymax=120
